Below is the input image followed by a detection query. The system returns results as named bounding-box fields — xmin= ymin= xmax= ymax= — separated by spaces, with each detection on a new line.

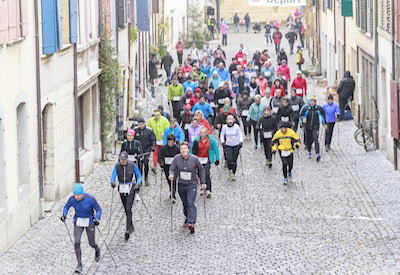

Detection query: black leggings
xmin=280 ymin=152 xmax=293 ymax=178
xmin=262 ymin=138 xmax=272 ymax=161
xmin=250 ymin=120 xmax=260 ymax=145
xmin=163 ymin=166 xmax=176 ymax=198
xmin=241 ymin=116 xmax=251 ymax=135
xmin=74 ymin=224 xmax=99 ymax=265
xmin=305 ymin=127 xmax=320 ymax=154
xmin=138 ymin=154 xmax=149 ymax=179
xmin=225 ymin=145 xmax=240 ymax=174
xmin=325 ymin=122 xmax=335 ymax=146
xmin=275 ymin=43 xmax=280 ymax=53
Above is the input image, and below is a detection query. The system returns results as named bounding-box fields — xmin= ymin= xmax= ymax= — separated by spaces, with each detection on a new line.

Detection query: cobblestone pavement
xmin=2 ymin=28 xmax=400 ymax=274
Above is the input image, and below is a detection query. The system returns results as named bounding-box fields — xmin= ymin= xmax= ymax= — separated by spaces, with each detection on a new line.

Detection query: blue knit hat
xmin=73 ymin=183 xmax=84 ymax=195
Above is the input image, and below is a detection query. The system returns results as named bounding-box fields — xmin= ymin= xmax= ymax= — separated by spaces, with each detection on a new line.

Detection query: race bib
xmin=128 ymin=155 xmax=136 ymax=162
xmin=173 ymin=96 xmax=180 ymax=101
xmin=156 ymin=140 xmax=163 ymax=146
xmin=191 ymin=135 xmax=196 ymax=142
xmin=263 ymin=131 xmax=272 ymax=139
xmin=238 ymin=58 xmax=243 ymax=62
xmin=281 ymin=116 xmax=289 ymax=122
xmin=164 ymin=157 xmax=174 ymax=165
xmin=180 ymin=171 xmax=191 ymax=180
xmin=227 ymin=136 xmax=236 ymax=143
xmin=265 ymin=71 xmax=271 ymax=77
xmin=186 ymin=99 xmax=191 ymax=104
xmin=184 ymin=124 xmax=190 ymax=130
xmin=76 ymin=217 xmax=90 ymax=228
xmin=218 ymin=98 xmax=225 ymax=104
xmin=281 ymin=150 xmax=291 ymax=157
xmin=292 ymin=105 xmax=299 ymax=111
xmin=119 ymin=183 xmax=132 ymax=194
xmin=296 ymin=89 xmax=302 ymax=95
xmin=199 ymin=157 xmax=208 ymax=164
xmin=272 ymin=107 xmax=279 ymax=113
xmin=210 ymin=102 xmax=216 ymax=108
xmin=242 ymin=110 xmax=249 ymax=116
xmin=185 ymin=73 xmax=189 ymax=77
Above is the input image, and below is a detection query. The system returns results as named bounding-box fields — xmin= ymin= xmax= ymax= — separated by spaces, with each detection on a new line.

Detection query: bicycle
xmin=354 ymin=119 xmax=376 ymax=150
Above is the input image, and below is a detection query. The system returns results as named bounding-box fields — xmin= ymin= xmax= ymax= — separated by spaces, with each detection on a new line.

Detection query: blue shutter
xmin=118 ymin=0 xmax=125 ymax=28
xmin=41 ymin=0 xmax=58 ymax=54
xmin=69 ymin=0 xmax=78 ymax=43
xmin=56 ymin=0 xmax=63 ymax=49
xmin=137 ymin=0 xmax=149 ymax=31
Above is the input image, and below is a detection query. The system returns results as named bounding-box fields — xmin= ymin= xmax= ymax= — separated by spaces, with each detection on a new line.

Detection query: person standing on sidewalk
xmin=168 ymin=77 xmax=184 ymax=123
xmin=291 ymin=70 xmax=307 ymax=99
xmin=296 ymin=46 xmax=304 ymax=71
xmin=247 ymin=95 xmax=265 ymax=149
xmin=149 ymin=54 xmax=159 ymax=98
xmin=110 ymin=152 xmax=142 ymax=240
xmin=244 ymin=13 xmax=251 ymax=32
xmin=221 ymin=115 xmax=243 ymax=180
xmin=299 ymin=96 xmax=327 ymax=161
xmin=336 ymin=71 xmax=355 ymax=121
xmin=159 ymin=134 xmax=180 ymax=202
xmin=271 ymin=122 xmax=300 ymax=185
xmin=234 ymin=13 xmax=240 ymax=32
xmin=169 ymin=142 xmax=206 ymax=234
xmin=322 ymin=94 xmax=340 ymax=151
xmin=264 ymin=22 xmax=273 ymax=45
xmin=285 ymin=28 xmax=298 ymax=55
xmin=161 ymin=52 xmax=174 ymax=85
xmin=191 ymin=126 xmax=220 ymax=197
xmin=175 ymin=38 xmax=184 ymax=67
xmin=132 ymin=118 xmax=156 ymax=185
xmin=61 ymin=183 xmax=102 ymax=274
xmin=221 ymin=20 xmax=229 ymax=46
xmin=257 ymin=107 xmax=278 ymax=167
xmin=147 ymin=109 xmax=171 ymax=172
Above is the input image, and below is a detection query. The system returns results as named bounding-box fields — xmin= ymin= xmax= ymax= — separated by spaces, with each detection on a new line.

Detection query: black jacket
xmin=149 ymin=59 xmax=158 ymax=79
xmin=277 ymin=51 xmax=288 ymax=65
xmin=214 ymin=112 xmax=240 ymax=128
xmin=213 ymin=57 xmax=226 ymax=67
xmin=229 ymin=63 xmax=238 ymax=81
xmin=234 ymin=14 xmax=240 ymax=24
xmin=244 ymin=14 xmax=250 ymax=23
xmin=337 ymin=71 xmax=355 ymax=98
xmin=256 ymin=115 xmax=278 ymax=134
xmin=264 ymin=24 xmax=272 ymax=34
xmin=180 ymin=111 xmax=194 ymax=128
xmin=214 ymin=88 xmax=231 ymax=108
xmin=132 ymin=126 xmax=156 ymax=153
xmin=120 ymin=140 xmax=143 ymax=156
xmin=277 ymin=105 xmax=293 ymax=123
xmin=285 ymin=32 xmax=298 ymax=44
xmin=161 ymin=54 xmax=174 ymax=68
xmin=299 ymin=105 xmax=326 ymax=130
xmin=158 ymin=144 xmax=180 ymax=168
xmin=115 ymin=161 xmax=136 ymax=183
xmin=252 ymin=52 xmax=262 ymax=67
xmin=237 ymin=97 xmax=254 ymax=115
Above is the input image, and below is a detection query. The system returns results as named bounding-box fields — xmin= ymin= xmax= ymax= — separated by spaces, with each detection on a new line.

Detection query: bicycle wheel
xmin=355 ymin=129 xmax=373 ymax=146
xmin=354 ymin=128 xmax=363 ymax=139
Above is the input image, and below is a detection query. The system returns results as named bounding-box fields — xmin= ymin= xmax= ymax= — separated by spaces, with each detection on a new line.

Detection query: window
xmin=61 ymin=0 xmax=70 ymax=44
xmin=0 ymin=0 xmax=28 ymax=44
xmin=17 ymin=103 xmax=29 ymax=187
xmin=41 ymin=0 xmax=63 ymax=54
xmin=355 ymin=0 xmax=373 ymax=35
xmin=327 ymin=0 xmax=332 ymax=10
xmin=380 ymin=0 xmax=391 ymax=32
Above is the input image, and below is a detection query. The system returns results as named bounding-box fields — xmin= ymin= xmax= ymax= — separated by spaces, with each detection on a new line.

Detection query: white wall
xmin=164 ymin=0 xmax=188 ymax=51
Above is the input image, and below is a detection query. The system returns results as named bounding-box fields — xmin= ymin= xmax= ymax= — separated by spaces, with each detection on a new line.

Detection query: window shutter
xmin=118 ymin=0 xmax=125 ymax=28
xmin=41 ymin=0 xmax=58 ymax=54
xmin=126 ymin=0 xmax=131 ymax=23
xmin=137 ymin=0 xmax=149 ymax=31
xmin=381 ymin=0 xmax=385 ymax=28
xmin=8 ymin=0 xmax=18 ymax=40
xmin=61 ymin=0 xmax=69 ymax=44
xmin=56 ymin=0 xmax=63 ymax=49
xmin=360 ymin=0 xmax=366 ymax=31
xmin=355 ymin=0 xmax=360 ymax=26
xmin=20 ymin=0 xmax=29 ymax=36
xmin=396 ymin=0 xmax=400 ymax=42
xmin=0 ymin=0 xmax=9 ymax=44
xmin=387 ymin=0 xmax=391 ymax=32
xmin=368 ymin=0 xmax=373 ymax=34
xmin=69 ymin=0 xmax=78 ymax=43
xmin=342 ymin=0 xmax=353 ymax=16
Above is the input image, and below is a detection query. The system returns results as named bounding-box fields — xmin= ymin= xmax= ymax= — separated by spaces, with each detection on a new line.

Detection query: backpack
xmin=300 ymin=52 xmax=304 ymax=64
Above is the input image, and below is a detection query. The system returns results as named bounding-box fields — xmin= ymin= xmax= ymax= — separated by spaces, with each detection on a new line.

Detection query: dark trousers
xmin=178 ymin=183 xmax=197 ymax=223
xmin=325 ymin=122 xmax=335 ymax=146
xmin=226 ymin=145 xmax=240 ymax=174
xmin=265 ymin=34 xmax=273 ymax=44
xmin=120 ymin=190 xmax=135 ymax=230
xmin=177 ymin=53 xmax=183 ymax=66
xmin=203 ymin=163 xmax=212 ymax=192
xmin=250 ymin=119 xmax=260 ymax=145
xmin=262 ymin=138 xmax=272 ymax=161
xmin=241 ymin=116 xmax=251 ymax=135
xmin=305 ymin=127 xmax=320 ymax=154
xmin=275 ymin=43 xmax=280 ymax=53
xmin=172 ymin=101 xmax=182 ymax=123
xmin=165 ymin=67 xmax=171 ymax=84
xmin=339 ymin=95 xmax=348 ymax=119
xmin=210 ymin=26 xmax=215 ymax=39
xmin=298 ymin=63 xmax=302 ymax=71
xmin=292 ymin=115 xmax=300 ymax=132
xmin=138 ymin=154 xmax=149 ymax=179
xmin=300 ymin=36 xmax=305 ymax=48
xmin=74 ymin=224 xmax=99 ymax=265
xmin=289 ymin=43 xmax=294 ymax=54
xmin=163 ymin=166 xmax=176 ymax=198
xmin=280 ymin=152 xmax=294 ymax=178
xmin=222 ymin=34 xmax=227 ymax=46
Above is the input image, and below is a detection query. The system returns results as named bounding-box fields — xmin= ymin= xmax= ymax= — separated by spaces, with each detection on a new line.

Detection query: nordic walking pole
xmin=337 ymin=119 xmax=340 ymax=145
xmin=203 ymin=187 xmax=206 ymax=219
xmin=239 ymin=151 xmax=244 ymax=175
xmin=160 ymin=171 xmax=162 ymax=203
xmin=107 ymin=188 xmax=114 ymax=235
xmin=62 ymin=222 xmax=74 ymax=248
xmin=170 ymin=179 xmax=173 ymax=231
xmin=96 ymin=226 xmax=118 ymax=268
xmin=136 ymin=192 xmax=152 ymax=219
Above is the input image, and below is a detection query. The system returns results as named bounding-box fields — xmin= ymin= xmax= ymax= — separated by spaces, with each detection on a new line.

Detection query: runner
xmin=214 ymin=105 xmax=240 ymax=135
xmin=133 ymin=118 xmax=156 ymax=185
xmin=192 ymin=95 xmax=214 ymax=122
xmin=277 ymin=97 xmax=293 ymax=124
xmin=159 ymin=135 xmax=180 ymax=202
xmin=271 ymin=122 xmax=300 ymax=185
xmin=194 ymin=110 xmax=212 ymax=134
xmin=147 ymin=109 xmax=170 ymax=172
xmin=299 ymin=96 xmax=327 ymax=161
xmin=322 ymin=94 xmax=340 ymax=152
xmin=61 ymin=183 xmax=102 ymax=273
xmin=215 ymin=82 xmax=232 ymax=109
xmin=163 ymin=117 xmax=185 ymax=145
xmin=221 ymin=115 xmax=243 ymax=180
xmin=291 ymin=70 xmax=307 ymax=99
xmin=219 ymin=97 xmax=236 ymax=114
xmin=191 ymin=126 xmax=220 ymax=197
xmin=233 ymin=70 xmax=250 ymax=100
xmin=270 ymin=88 xmax=284 ymax=119
xmin=169 ymin=142 xmax=206 ymax=234
xmin=247 ymin=95 xmax=265 ymax=149
xmin=288 ymin=88 xmax=305 ymax=132
xmin=237 ymin=91 xmax=254 ymax=140
xmin=168 ymin=77 xmax=184 ymax=123
xmin=257 ymin=107 xmax=278 ymax=167
xmin=180 ymin=88 xmax=193 ymax=109
xmin=120 ymin=129 xmax=143 ymax=164
xmin=188 ymin=117 xmax=202 ymax=147
xmin=245 ymin=77 xmax=260 ymax=98
xmin=180 ymin=104 xmax=194 ymax=141
xmin=110 ymin=152 xmax=142 ymax=240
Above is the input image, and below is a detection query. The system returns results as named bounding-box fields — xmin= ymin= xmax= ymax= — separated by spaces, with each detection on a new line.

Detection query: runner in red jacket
xmin=291 ymin=70 xmax=307 ymax=98
xmin=277 ymin=60 xmax=291 ymax=82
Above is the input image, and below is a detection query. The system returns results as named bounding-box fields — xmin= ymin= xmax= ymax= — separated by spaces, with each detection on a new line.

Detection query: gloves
xmin=151 ymin=147 xmax=156 ymax=152
xmin=111 ymin=181 xmax=116 ymax=189
xmin=93 ymin=220 xmax=100 ymax=226
xmin=176 ymin=141 xmax=181 ymax=145
xmin=295 ymin=144 xmax=300 ymax=149
xmin=60 ymin=215 xmax=66 ymax=222
xmin=272 ymin=150 xmax=276 ymax=155
xmin=238 ymin=142 xmax=243 ymax=149
xmin=214 ymin=160 xmax=220 ymax=166
xmin=222 ymin=143 xmax=226 ymax=148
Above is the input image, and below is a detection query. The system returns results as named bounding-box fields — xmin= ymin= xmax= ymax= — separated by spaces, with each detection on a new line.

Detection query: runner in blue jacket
xmin=322 ymin=94 xmax=340 ymax=151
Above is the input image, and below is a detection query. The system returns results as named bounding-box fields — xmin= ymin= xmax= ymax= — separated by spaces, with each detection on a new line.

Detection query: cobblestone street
xmin=1 ymin=29 xmax=400 ymax=274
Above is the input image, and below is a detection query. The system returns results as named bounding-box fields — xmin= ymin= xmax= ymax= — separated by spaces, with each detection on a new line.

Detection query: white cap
xmin=218 ymin=82 xmax=224 ymax=87
xmin=213 ymin=71 xmax=218 ymax=75
xmin=296 ymin=70 xmax=302 ymax=75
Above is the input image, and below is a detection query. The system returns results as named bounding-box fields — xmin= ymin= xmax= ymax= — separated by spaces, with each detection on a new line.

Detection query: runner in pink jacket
xmin=277 ymin=60 xmax=291 ymax=82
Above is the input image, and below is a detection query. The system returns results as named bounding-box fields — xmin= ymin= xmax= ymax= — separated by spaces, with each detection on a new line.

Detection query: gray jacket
xmin=288 ymin=96 xmax=304 ymax=115
xmin=169 ymin=154 xmax=206 ymax=185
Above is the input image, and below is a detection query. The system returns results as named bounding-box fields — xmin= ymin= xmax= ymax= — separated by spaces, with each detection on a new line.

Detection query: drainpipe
xmin=343 ymin=17 xmax=346 ymax=73
xmin=316 ymin=0 xmax=321 ymax=71
xmin=333 ymin=0 xmax=337 ymax=81
xmin=34 ymin=0 xmax=45 ymax=217
xmin=73 ymin=43 xmax=80 ymax=182
xmin=392 ymin=0 xmax=397 ymax=169
xmin=374 ymin=0 xmax=379 ymax=149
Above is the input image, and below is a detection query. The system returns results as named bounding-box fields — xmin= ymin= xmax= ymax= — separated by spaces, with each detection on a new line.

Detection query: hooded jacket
xmin=191 ymin=135 xmax=220 ymax=164
xmin=256 ymin=115 xmax=278 ymax=136
xmin=133 ymin=126 xmax=156 ymax=153
xmin=238 ymin=96 xmax=254 ymax=116
xmin=162 ymin=125 xmax=185 ymax=145
xmin=248 ymin=102 xmax=265 ymax=122
xmin=299 ymin=104 xmax=327 ymax=130
xmin=277 ymin=65 xmax=291 ymax=81
xmin=337 ymin=71 xmax=356 ymax=98
xmin=259 ymin=52 xmax=270 ymax=66
xmin=277 ymin=51 xmax=288 ymax=65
